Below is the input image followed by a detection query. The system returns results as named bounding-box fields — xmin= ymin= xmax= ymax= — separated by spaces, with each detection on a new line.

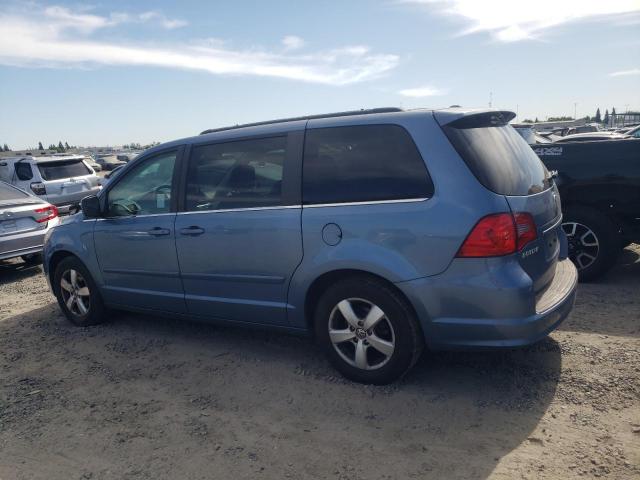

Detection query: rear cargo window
xmin=303 ymin=125 xmax=433 ymax=204
xmin=442 ymin=113 xmax=551 ymax=196
xmin=37 ymin=159 xmax=91 ymax=181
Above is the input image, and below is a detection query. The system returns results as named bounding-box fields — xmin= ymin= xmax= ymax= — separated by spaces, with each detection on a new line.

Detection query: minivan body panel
xmin=93 ymin=214 xmax=187 ymax=313
xmin=175 ymin=207 xmax=303 ymax=325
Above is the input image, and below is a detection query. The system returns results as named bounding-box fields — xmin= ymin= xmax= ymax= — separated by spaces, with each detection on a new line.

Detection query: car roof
xmin=140 ymin=107 xmax=515 ymax=157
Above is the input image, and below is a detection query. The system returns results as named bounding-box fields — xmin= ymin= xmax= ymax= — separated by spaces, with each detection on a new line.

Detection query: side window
xmin=303 ymin=125 xmax=434 ymax=205
xmin=15 ymin=162 xmax=33 ymax=181
xmin=185 ymin=136 xmax=285 ymax=211
xmin=107 ymin=151 xmax=177 ymax=217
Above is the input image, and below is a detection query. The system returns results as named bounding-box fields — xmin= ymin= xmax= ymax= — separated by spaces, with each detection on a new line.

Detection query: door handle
xmin=180 ymin=226 xmax=205 ymax=236
xmin=148 ymin=227 xmax=171 ymax=236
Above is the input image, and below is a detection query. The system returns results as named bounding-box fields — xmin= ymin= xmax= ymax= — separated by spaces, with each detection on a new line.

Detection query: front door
xmin=175 ymin=134 xmax=303 ymax=325
xmin=94 ymin=148 xmax=186 ymax=313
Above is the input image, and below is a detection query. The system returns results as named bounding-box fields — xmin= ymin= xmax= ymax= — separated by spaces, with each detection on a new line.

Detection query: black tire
xmin=562 ymin=206 xmax=620 ymax=282
xmin=53 ymin=256 xmax=107 ymax=326
xmin=21 ymin=253 xmax=43 ymax=264
xmin=314 ymin=276 xmax=423 ymax=385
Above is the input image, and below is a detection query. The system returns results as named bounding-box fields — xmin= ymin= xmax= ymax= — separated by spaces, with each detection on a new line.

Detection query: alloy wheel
xmin=60 ymin=269 xmax=91 ymax=316
xmin=562 ymin=221 xmax=600 ymax=270
xmin=328 ymin=298 xmax=395 ymax=370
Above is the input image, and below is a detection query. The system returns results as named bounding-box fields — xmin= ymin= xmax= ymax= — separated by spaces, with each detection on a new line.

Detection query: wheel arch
xmin=302 ymin=269 xmax=420 ymax=336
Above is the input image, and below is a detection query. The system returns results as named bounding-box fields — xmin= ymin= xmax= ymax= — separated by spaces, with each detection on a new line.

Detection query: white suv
xmin=0 ymin=155 xmax=101 ymax=214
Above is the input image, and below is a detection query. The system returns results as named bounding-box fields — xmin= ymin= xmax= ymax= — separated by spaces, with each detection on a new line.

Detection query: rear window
xmin=0 ymin=182 xmax=30 ymax=201
xmin=303 ymin=125 xmax=433 ymax=205
xmin=442 ymin=113 xmax=551 ymax=196
xmin=37 ymin=159 xmax=91 ymax=181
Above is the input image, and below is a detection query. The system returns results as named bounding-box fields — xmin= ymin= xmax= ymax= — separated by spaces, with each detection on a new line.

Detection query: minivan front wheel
xmin=314 ymin=277 xmax=423 ymax=384
xmin=54 ymin=256 xmax=106 ymax=326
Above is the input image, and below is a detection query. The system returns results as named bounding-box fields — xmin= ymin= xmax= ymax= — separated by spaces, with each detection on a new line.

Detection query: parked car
xmin=624 ymin=125 xmax=640 ymax=138
xmin=534 ymin=139 xmax=640 ymax=280
xmin=84 ymin=156 xmax=102 ymax=172
xmin=512 ymin=124 xmax=552 ymax=144
xmin=95 ymin=155 xmax=126 ymax=171
xmin=565 ymin=124 xmax=600 ymax=135
xmin=0 ymin=180 xmax=59 ymax=263
xmin=0 ymin=155 xmax=102 ymax=214
xmin=553 ymin=132 xmax=630 ymax=143
xmin=44 ymin=108 xmax=577 ymax=384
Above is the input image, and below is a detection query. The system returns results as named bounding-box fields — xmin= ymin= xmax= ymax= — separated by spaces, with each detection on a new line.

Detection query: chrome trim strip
xmin=304 ymin=197 xmax=429 ymax=208
xmin=181 ymin=272 xmax=286 ymax=284
xmin=177 ymin=205 xmax=301 ymax=215
xmin=102 ymin=268 xmax=181 ymax=278
xmin=97 ymin=212 xmax=177 ymax=221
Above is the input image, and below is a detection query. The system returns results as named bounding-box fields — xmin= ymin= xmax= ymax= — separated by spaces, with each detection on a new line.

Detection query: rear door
xmin=174 ymin=132 xmax=304 ymax=326
xmin=438 ymin=111 xmax=562 ymax=291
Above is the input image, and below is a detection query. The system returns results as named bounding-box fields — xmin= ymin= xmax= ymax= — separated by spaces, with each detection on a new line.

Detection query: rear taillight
xmin=30 ymin=182 xmax=46 ymax=195
xmin=457 ymin=212 xmax=538 ymax=258
xmin=513 ymin=212 xmax=537 ymax=250
xmin=34 ymin=205 xmax=59 ymax=223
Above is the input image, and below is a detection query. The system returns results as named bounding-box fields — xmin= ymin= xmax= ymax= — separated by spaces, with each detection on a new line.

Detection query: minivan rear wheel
xmin=53 ymin=256 xmax=106 ymax=326
xmin=314 ymin=276 xmax=423 ymax=384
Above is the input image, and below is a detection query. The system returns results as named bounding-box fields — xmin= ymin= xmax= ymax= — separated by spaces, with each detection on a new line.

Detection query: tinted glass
xmin=14 ymin=162 xmax=33 ymax=181
xmin=0 ymin=182 xmax=30 ymax=201
xmin=303 ymin=125 xmax=433 ymax=204
xmin=186 ymin=137 xmax=285 ymax=211
xmin=38 ymin=159 xmax=91 ymax=180
xmin=107 ymin=151 xmax=176 ymax=216
xmin=443 ymin=116 xmax=551 ymax=196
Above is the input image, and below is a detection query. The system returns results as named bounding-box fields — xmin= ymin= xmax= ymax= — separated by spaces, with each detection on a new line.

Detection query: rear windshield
xmin=442 ymin=113 xmax=551 ymax=196
xmin=37 ymin=159 xmax=91 ymax=181
xmin=0 ymin=182 xmax=30 ymax=201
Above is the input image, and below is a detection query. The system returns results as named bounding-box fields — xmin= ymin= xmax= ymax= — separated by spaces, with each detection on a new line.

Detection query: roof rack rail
xmin=199 ymin=107 xmax=403 ymax=135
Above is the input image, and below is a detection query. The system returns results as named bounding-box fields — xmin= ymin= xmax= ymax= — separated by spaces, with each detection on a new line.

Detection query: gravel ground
xmin=1 ymin=246 xmax=639 ymax=479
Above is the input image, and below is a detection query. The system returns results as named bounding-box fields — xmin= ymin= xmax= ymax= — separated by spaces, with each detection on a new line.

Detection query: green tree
xmin=64 ymin=142 xmax=70 ymax=150
xmin=522 ymin=118 xmax=534 ymax=123
xmin=603 ymin=109 xmax=609 ymax=125
xmin=57 ymin=141 xmax=64 ymax=153
xmin=38 ymin=141 xmax=44 ymax=150
xmin=594 ymin=108 xmax=601 ymax=123
xmin=3 ymin=144 xmax=9 ymax=152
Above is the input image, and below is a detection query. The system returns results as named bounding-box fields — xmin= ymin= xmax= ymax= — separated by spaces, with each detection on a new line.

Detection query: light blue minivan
xmin=43 ymin=108 xmax=577 ymax=384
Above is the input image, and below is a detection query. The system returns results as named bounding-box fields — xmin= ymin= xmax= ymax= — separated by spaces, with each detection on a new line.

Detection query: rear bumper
xmin=48 ymin=187 xmax=101 ymax=214
xmin=396 ymin=258 xmax=578 ymax=349
xmin=0 ymin=229 xmax=46 ymax=261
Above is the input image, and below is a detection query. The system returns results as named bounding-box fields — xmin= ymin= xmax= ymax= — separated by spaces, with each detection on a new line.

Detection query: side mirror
xmin=81 ymin=195 xmax=102 ymax=218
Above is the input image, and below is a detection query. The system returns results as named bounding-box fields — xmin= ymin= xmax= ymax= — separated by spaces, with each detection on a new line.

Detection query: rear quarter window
xmin=0 ymin=181 xmax=30 ymax=201
xmin=442 ymin=113 xmax=551 ymax=196
xmin=303 ymin=124 xmax=433 ymax=204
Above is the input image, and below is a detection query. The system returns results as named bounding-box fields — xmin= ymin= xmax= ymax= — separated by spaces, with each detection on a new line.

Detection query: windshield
xmin=442 ymin=114 xmax=552 ymax=196
xmin=37 ymin=159 xmax=91 ymax=181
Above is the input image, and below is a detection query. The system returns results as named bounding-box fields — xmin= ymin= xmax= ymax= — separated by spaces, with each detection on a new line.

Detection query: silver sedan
xmin=0 ymin=181 xmax=59 ymax=263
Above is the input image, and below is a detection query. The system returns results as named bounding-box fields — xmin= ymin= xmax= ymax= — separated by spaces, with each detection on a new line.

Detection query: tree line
xmin=522 ymin=107 xmax=622 ymax=124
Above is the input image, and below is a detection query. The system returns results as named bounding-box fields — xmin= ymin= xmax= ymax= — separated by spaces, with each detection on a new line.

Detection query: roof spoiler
xmin=434 ymin=110 xmax=516 ymax=128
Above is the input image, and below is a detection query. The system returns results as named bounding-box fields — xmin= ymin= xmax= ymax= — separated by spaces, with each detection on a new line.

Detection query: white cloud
xmin=0 ymin=7 xmax=398 ymax=85
xmin=282 ymin=35 xmax=305 ymax=50
xmin=403 ymin=0 xmax=640 ymax=42
xmin=138 ymin=11 xmax=188 ymax=30
xmin=398 ymin=85 xmax=447 ymax=97
xmin=609 ymin=68 xmax=640 ymax=76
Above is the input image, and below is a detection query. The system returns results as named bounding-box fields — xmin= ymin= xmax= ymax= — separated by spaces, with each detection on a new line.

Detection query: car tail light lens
xmin=30 ymin=182 xmax=46 ymax=195
xmin=513 ymin=212 xmax=537 ymax=250
xmin=457 ymin=212 xmax=538 ymax=258
xmin=34 ymin=205 xmax=59 ymax=223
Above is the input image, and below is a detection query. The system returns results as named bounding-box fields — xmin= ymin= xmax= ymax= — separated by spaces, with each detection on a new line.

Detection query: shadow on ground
xmin=0 ymin=259 xmax=42 ymax=285
xmin=1 ymin=302 xmax=560 ymax=479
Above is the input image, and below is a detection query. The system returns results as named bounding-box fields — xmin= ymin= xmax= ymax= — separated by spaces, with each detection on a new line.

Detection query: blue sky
xmin=1 ymin=0 xmax=639 ymax=149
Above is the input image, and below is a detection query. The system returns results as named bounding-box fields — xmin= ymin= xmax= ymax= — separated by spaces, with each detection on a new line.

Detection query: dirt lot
xmin=1 ymin=247 xmax=639 ymax=480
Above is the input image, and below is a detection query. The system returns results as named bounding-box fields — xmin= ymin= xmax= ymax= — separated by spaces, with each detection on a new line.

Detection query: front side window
xmin=107 ymin=151 xmax=176 ymax=217
xmin=185 ymin=136 xmax=285 ymax=211
xmin=303 ymin=125 xmax=433 ymax=205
